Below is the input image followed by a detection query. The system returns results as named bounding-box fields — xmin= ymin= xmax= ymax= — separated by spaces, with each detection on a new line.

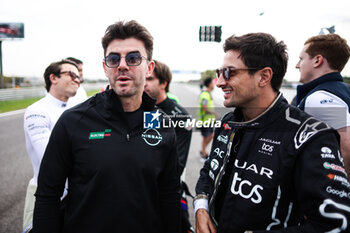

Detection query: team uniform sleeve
xmin=195 ymin=156 xmax=212 ymax=197
xmin=195 ymin=126 xmax=221 ymax=200
xmin=304 ymin=90 xmax=350 ymax=129
xmin=293 ymin=132 xmax=350 ymax=232
xmin=194 ymin=159 xmax=211 ymax=214
xmin=24 ymin=108 xmax=52 ymax=165
xmin=33 ymin=115 xmax=73 ymax=233
xmin=159 ymin=132 xmax=181 ymax=233
xmin=254 ymin=132 xmax=350 ymax=233
xmin=194 ymin=125 xmax=224 ymax=214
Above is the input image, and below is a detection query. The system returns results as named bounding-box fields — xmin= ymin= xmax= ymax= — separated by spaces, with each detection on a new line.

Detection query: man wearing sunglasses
xmin=22 ymin=59 xmax=80 ymax=232
xmin=66 ymin=57 xmax=88 ymax=107
xmin=33 ymin=21 xmax=180 ymax=233
xmin=194 ymin=33 xmax=350 ymax=232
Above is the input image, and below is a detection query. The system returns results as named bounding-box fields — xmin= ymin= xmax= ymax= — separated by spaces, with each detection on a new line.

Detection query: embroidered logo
xmin=223 ymin=123 xmax=232 ymax=130
xmin=89 ymin=129 xmax=111 ymax=139
xmin=323 ymin=162 xmax=347 ymax=176
xmin=321 ymin=147 xmax=335 ymax=159
xmin=141 ymin=129 xmax=163 ymax=146
xmin=210 ymin=159 xmax=219 ymax=171
xmin=217 ymin=135 xmax=228 ymax=144
xmin=294 ymin=118 xmax=331 ymax=149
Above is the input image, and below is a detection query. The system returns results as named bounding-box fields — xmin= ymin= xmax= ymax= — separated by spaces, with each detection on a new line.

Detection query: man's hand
xmin=195 ymin=208 xmax=216 ymax=233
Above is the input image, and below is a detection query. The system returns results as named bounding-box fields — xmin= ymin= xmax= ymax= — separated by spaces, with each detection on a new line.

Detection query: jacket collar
xmin=296 ymin=72 xmax=343 ymax=104
xmin=157 ymin=97 xmax=172 ymax=109
xmin=98 ymin=89 xmax=156 ymax=120
xmin=46 ymin=93 xmax=68 ymax=108
xmin=227 ymin=93 xmax=288 ymax=129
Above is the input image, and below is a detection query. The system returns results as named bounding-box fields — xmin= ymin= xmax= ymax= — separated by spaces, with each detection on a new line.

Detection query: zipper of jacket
xmin=209 ymin=130 xmax=236 ymax=227
xmin=125 ymin=128 xmax=144 ymax=142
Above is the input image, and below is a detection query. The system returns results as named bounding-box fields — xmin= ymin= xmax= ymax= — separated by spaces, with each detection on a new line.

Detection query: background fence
xmin=0 ymin=83 xmax=106 ymax=101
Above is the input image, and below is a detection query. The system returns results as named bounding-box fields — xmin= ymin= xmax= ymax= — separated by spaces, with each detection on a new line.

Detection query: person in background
xmin=167 ymin=91 xmax=180 ymax=103
xmin=195 ymin=32 xmax=350 ymax=232
xmin=144 ymin=59 xmax=194 ymax=233
xmin=33 ymin=20 xmax=180 ymax=233
xmin=198 ymin=77 xmax=216 ymax=159
xmin=144 ymin=59 xmax=192 ymax=175
xmin=295 ymin=33 xmax=350 ymax=176
xmin=66 ymin=57 xmax=88 ymax=107
xmin=22 ymin=59 xmax=80 ymax=232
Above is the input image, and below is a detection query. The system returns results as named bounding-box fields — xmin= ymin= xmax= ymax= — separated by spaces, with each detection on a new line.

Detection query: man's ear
xmin=49 ymin=74 xmax=59 ymax=85
xmin=258 ymin=67 xmax=273 ymax=87
xmin=313 ymin=54 xmax=324 ymax=68
xmin=102 ymin=60 xmax=109 ymax=78
xmin=146 ymin=60 xmax=155 ymax=78
xmin=159 ymin=81 xmax=168 ymax=91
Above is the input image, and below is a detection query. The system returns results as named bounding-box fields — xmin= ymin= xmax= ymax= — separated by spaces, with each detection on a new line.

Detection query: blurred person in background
xmin=144 ymin=59 xmax=194 ymax=232
xmin=22 ymin=59 xmax=80 ymax=232
xmin=66 ymin=57 xmax=88 ymax=107
xmin=295 ymin=34 xmax=350 ymax=176
xmin=144 ymin=59 xmax=192 ymax=175
xmin=198 ymin=77 xmax=216 ymax=160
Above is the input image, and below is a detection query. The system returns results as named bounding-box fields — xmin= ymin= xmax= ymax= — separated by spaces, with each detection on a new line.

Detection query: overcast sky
xmin=1 ymin=0 xmax=350 ymax=82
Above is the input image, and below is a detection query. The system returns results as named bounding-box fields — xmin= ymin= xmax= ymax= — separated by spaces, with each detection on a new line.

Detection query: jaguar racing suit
xmin=195 ymin=93 xmax=350 ymax=232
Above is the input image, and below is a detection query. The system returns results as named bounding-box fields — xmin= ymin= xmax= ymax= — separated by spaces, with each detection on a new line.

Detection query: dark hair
xmin=223 ymin=32 xmax=288 ymax=93
xmin=203 ymin=77 xmax=213 ymax=87
xmin=44 ymin=59 xmax=78 ymax=92
xmin=66 ymin=57 xmax=83 ymax=65
xmin=153 ymin=60 xmax=172 ymax=92
xmin=101 ymin=20 xmax=153 ymax=59
xmin=305 ymin=34 xmax=350 ymax=71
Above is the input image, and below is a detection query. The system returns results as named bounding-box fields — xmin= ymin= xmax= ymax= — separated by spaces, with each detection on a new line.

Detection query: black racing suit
xmin=195 ymin=94 xmax=350 ymax=232
xmin=33 ymin=90 xmax=180 ymax=233
xmin=157 ymin=97 xmax=192 ymax=175
xmin=157 ymin=97 xmax=194 ymax=233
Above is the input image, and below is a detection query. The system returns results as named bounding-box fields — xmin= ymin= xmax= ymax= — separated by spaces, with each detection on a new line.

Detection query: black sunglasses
xmin=59 ymin=71 xmax=80 ymax=81
xmin=216 ymin=67 xmax=260 ymax=80
xmin=104 ymin=52 xmax=148 ymax=68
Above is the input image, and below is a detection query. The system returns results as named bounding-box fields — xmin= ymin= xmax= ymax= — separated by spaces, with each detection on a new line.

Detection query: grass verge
xmin=0 ymin=90 xmax=100 ymax=113
xmin=0 ymin=97 xmax=42 ymax=113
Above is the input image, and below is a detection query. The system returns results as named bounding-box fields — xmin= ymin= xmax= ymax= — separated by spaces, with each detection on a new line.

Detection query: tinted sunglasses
xmin=104 ymin=52 xmax=148 ymax=68
xmin=216 ymin=67 xmax=259 ymax=80
xmin=59 ymin=71 xmax=80 ymax=81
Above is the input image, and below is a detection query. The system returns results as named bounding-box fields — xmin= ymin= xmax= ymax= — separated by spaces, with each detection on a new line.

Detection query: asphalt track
xmin=0 ymin=109 xmax=31 ymax=233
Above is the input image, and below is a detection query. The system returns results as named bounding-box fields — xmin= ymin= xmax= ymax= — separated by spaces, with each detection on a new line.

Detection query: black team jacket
xmin=33 ymin=89 xmax=180 ymax=233
xmin=157 ymin=97 xmax=192 ymax=175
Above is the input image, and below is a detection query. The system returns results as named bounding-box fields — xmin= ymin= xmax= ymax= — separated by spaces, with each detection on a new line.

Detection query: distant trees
xmin=0 ymin=75 xmax=28 ymax=88
xmin=200 ymin=69 xmax=215 ymax=80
